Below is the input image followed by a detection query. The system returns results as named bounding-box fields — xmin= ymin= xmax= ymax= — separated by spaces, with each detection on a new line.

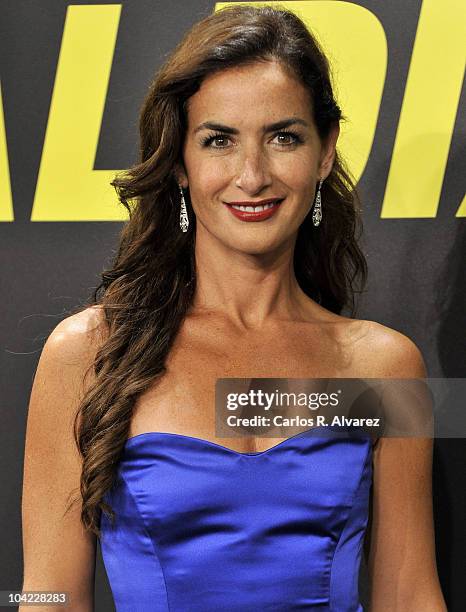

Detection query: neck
xmin=190 ymin=225 xmax=316 ymax=330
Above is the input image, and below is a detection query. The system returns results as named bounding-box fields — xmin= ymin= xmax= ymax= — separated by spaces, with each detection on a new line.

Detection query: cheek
xmin=188 ymin=156 xmax=230 ymax=197
xmin=272 ymin=154 xmax=314 ymax=194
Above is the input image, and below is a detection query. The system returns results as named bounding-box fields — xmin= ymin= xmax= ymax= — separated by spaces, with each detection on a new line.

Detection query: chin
xmin=226 ymin=237 xmax=283 ymax=257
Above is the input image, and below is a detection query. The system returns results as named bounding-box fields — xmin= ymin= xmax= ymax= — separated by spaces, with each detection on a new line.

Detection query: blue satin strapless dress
xmin=99 ymin=426 xmax=373 ymax=611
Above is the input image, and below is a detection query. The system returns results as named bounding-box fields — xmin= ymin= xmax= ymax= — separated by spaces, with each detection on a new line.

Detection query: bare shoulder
xmin=45 ymin=305 xmax=108 ymax=359
xmin=344 ymin=318 xmax=428 ymax=378
xmin=39 ymin=305 xmax=108 ymax=385
xmin=304 ymin=299 xmax=427 ymax=378
xmin=26 ymin=304 xmax=108 ymax=458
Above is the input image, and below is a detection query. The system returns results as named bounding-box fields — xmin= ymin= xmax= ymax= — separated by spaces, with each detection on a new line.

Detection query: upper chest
xmin=128 ymin=316 xmax=374 ymax=451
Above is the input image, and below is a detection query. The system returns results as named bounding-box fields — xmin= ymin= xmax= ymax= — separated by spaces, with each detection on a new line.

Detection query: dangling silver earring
xmin=312 ymin=178 xmax=324 ymax=227
xmin=179 ymin=184 xmax=189 ymax=232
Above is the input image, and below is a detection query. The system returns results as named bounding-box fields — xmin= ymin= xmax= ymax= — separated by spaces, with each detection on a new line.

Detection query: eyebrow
xmin=193 ymin=117 xmax=309 ymax=135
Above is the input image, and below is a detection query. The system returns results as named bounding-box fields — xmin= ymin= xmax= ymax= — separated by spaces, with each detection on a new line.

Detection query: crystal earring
xmin=179 ymin=184 xmax=189 ymax=232
xmin=312 ymin=178 xmax=324 ymax=227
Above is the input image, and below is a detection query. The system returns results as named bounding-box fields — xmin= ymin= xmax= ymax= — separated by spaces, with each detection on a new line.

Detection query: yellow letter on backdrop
xmin=381 ymin=0 xmax=465 ymax=218
xmin=0 ymin=82 xmax=14 ymax=221
xmin=31 ymin=4 xmax=125 ymax=221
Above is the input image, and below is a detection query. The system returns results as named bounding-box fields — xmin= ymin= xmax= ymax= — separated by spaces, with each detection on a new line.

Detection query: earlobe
xmin=174 ymin=163 xmax=189 ymax=189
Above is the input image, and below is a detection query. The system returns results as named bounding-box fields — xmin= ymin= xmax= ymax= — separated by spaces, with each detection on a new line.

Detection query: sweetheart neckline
xmin=124 ymin=426 xmax=370 ymax=458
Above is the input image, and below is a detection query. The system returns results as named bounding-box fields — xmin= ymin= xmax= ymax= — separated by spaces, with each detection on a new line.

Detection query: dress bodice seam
xmin=120 ymin=473 xmax=171 ymax=612
xmin=328 ymin=442 xmax=372 ymax=611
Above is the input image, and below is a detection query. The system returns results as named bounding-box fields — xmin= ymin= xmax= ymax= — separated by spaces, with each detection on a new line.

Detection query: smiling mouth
xmin=226 ymin=199 xmax=284 ymax=212
xmin=223 ymin=198 xmax=284 ymax=222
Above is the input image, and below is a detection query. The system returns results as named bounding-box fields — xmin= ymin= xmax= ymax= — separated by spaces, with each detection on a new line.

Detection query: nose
xmin=234 ymin=145 xmax=272 ymax=195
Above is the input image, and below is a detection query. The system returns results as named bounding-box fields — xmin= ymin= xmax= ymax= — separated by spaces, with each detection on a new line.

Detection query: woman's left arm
xmin=363 ymin=325 xmax=447 ymax=611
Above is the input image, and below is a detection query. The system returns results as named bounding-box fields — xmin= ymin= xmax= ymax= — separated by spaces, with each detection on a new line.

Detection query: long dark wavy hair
xmin=66 ymin=4 xmax=368 ymax=537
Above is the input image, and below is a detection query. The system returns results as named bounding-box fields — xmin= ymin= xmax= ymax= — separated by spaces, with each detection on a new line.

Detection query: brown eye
xmin=212 ymin=136 xmax=229 ymax=147
xmin=276 ymin=133 xmax=292 ymax=144
xmin=201 ymin=133 xmax=231 ymax=148
xmin=272 ymin=131 xmax=302 ymax=146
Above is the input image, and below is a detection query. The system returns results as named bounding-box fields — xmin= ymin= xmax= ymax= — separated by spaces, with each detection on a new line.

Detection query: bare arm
xmin=20 ymin=307 xmax=105 ymax=612
xmin=363 ymin=325 xmax=447 ymax=611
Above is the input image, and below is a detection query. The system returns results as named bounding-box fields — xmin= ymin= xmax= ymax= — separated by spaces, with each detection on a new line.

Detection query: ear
xmin=174 ymin=161 xmax=189 ymax=189
xmin=318 ymin=121 xmax=340 ymax=180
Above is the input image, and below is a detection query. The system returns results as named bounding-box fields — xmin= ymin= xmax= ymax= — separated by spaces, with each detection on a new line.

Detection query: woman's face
xmin=177 ymin=59 xmax=339 ymax=255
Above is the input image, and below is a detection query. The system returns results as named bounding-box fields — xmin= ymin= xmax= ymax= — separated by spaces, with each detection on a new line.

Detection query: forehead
xmin=185 ymin=60 xmax=313 ymax=128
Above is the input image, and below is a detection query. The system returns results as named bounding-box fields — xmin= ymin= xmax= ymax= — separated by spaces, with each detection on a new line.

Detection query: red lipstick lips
xmin=224 ymin=198 xmax=284 ymax=222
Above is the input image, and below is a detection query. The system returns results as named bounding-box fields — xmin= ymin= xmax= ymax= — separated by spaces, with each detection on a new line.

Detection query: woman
xmin=21 ymin=5 xmax=446 ymax=611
